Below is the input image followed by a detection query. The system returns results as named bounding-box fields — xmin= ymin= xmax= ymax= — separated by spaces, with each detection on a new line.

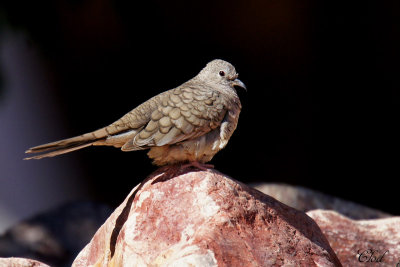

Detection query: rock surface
xmin=253 ymin=183 xmax=390 ymax=220
xmin=308 ymin=210 xmax=400 ymax=267
xmin=0 ymin=257 xmax=50 ymax=267
xmin=0 ymin=202 xmax=112 ymax=267
xmin=73 ymin=166 xmax=341 ymax=267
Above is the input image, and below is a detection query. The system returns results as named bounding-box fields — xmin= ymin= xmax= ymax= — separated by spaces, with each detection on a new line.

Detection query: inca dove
xmin=25 ymin=59 xmax=246 ymax=166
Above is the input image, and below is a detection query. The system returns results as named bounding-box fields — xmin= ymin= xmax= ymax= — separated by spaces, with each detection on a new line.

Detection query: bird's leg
xmin=181 ymin=161 xmax=214 ymax=171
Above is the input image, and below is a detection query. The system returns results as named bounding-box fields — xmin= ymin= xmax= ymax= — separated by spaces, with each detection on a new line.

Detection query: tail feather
xmin=24 ymin=142 xmax=94 ymax=160
xmin=24 ymin=125 xmax=142 ymax=160
xmin=24 ymin=130 xmax=106 ymax=160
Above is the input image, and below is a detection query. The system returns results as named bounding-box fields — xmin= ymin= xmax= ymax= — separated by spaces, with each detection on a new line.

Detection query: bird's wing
xmin=121 ymin=86 xmax=227 ymax=151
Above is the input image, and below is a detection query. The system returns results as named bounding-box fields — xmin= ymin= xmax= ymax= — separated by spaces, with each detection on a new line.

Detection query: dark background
xmin=0 ymin=0 xmax=398 ymax=213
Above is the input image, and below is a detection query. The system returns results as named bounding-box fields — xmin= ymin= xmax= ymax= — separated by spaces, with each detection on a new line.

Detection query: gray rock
xmin=252 ymin=183 xmax=390 ymax=220
xmin=0 ymin=201 xmax=112 ymax=267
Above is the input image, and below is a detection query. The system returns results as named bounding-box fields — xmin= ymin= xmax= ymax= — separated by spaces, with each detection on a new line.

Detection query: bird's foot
xmin=181 ymin=161 xmax=214 ymax=171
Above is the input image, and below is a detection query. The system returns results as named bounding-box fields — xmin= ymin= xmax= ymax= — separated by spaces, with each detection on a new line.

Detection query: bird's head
xmin=197 ymin=59 xmax=247 ymax=92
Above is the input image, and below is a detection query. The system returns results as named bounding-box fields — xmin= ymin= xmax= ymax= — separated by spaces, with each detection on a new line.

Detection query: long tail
xmin=24 ymin=128 xmax=109 ymax=160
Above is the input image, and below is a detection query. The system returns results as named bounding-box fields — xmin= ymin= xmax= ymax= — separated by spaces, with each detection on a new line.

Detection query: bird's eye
xmin=219 ymin=71 xmax=225 ymax=77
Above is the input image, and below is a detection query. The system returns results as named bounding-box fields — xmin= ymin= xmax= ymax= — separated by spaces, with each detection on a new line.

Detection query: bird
xmin=25 ymin=59 xmax=246 ymax=167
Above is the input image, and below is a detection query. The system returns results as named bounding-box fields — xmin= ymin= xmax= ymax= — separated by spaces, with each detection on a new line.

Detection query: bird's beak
xmin=232 ymin=78 xmax=247 ymax=91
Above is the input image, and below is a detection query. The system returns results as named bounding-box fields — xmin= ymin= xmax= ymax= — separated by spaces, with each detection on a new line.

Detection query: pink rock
xmin=0 ymin=257 xmax=50 ymax=267
xmin=307 ymin=210 xmax=400 ymax=267
xmin=73 ymin=166 xmax=341 ymax=266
